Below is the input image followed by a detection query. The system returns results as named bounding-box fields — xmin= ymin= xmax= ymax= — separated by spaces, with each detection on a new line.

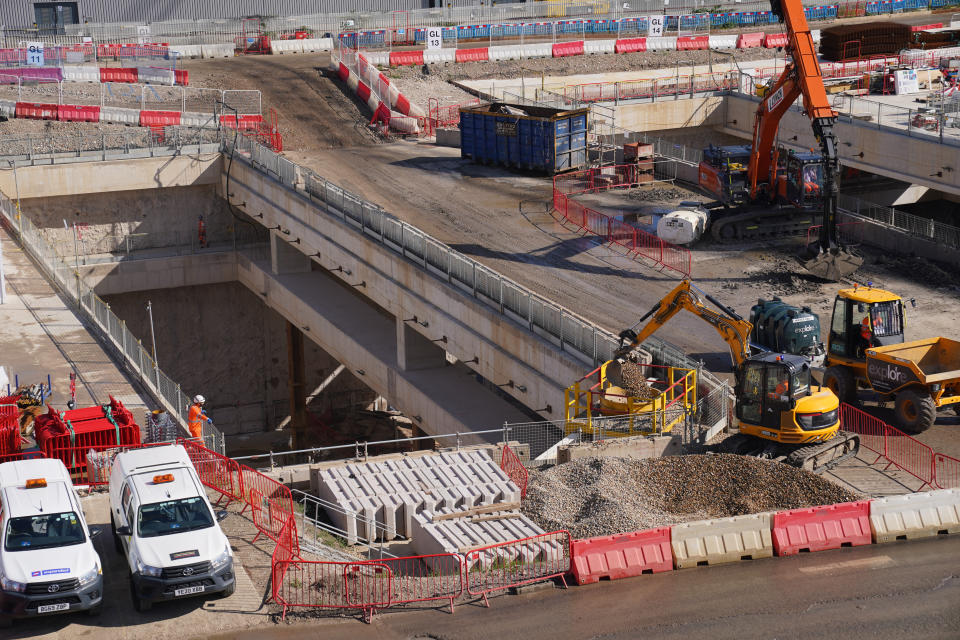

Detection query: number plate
xmin=174 ymin=585 xmax=205 ymax=597
xmin=37 ymin=602 xmax=70 ymax=613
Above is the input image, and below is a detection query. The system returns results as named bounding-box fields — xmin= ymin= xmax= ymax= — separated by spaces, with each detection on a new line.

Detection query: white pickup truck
xmin=0 ymin=458 xmax=103 ymax=627
xmin=109 ymin=445 xmax=234 ymax=611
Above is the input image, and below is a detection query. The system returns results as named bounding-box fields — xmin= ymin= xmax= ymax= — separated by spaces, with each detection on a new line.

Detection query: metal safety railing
xmin=0 ymin=187 xmax=224 ymax=454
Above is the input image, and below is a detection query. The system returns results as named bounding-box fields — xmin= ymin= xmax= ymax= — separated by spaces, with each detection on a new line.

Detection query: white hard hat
xmin=193 ymin=395 xmax=205 ymax=404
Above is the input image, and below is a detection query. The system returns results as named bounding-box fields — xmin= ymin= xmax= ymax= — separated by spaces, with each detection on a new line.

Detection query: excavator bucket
xmin=803 ymin=246 xmax=863 ymax=281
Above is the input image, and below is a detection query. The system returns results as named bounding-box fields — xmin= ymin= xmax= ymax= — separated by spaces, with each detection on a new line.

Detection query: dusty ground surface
xmin=523 ymin=454 xmax=860 ymax=538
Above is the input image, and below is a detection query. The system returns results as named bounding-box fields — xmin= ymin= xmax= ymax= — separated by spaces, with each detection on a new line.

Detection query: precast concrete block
xmin=870 ymin=489 xmax=960 ymax=543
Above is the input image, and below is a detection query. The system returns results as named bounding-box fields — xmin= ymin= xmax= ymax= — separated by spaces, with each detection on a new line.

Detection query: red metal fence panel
xmin=500 ymin=444 xmax=528 ymax=498
xmin=273 ymin=561 xmax=356 ymax=618
xmin=345 ymin=562 xmax=392 ymax=608
xmin=178 ymin=438 xmax=244 ymax=504
xmin=356 ymin=554 xmax=463 ymax=611
xmin=884 ymin=425 xmax=934 ymax=489
xmin=840 ymin=403 xmax=884 ymax=458
xmin=934 ymin=453 xmax=960 ymax=489
xmin=239 ymin=463 xmax=295 ymax=544
xmin=464 ymin=530 xmax=571 ymax=597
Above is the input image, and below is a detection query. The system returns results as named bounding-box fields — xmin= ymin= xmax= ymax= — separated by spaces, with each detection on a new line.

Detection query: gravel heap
xmin=522 ymin=454 xmax=860 ymax=538
xmin=617 ymin=361 xmax=658 ymax=401
xmin=626 ymin=185 xmax=691 ymax=202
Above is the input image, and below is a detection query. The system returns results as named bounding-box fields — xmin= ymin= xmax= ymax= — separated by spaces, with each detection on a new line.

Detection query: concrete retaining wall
xmin=557 ymin=434 xmax=681 ymax=464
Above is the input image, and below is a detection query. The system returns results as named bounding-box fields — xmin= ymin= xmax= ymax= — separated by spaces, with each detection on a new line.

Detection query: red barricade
xmin=911 ymin=23 xmax=943 ymax=31
xmin=883 ymin=425 xmax=933 ymax=489
xmin=178 ymin=438 xmax=244 ymax=504
xmin=221 ymin=114 xmax=264 ymax=131
xmin=239 ymin=463 xmax=294 ymax=544
xmin=395 ymin=93 xmax=412 ymax=116
xmin=58 ymin=104 xmax=100 ymax=123
xmin=354 ymin=554 xmax=463 ymax=613
xmin=764 ymin=33 xmax=789 ymax=48
xmin=337 ymin=62 xmax=350 ymax=82
xmin=615 ymin=38 xmax=647 ymax=54
xmin=553 ymin=41 xmax=585 ymax=57
xmin=677 ymin=36 xmax=709 ymax=50
xmin=737 ymin=32 xmax=765 ymax=48
xmin=34 ymin=397 xmax=140 ymax=473
xmin=934 ymin=453 xmax=960 ymax=489
xmin=273 ymin=560 xmax=357 ymax=617
xmin=465 ymin=530 xmax=571 ymax=597
xmin=389 ymin=50 xmax=424 ymax=66
xmin=99 ymin=67 xmax=138 ymax=83
xmin=140 ymin=110 xmax=181 ymax=127
xmin=356 ymin=81 xmax=371 ymax=102
xmin=500 ymin=444 xmax=528 ymax=498
xmin=456 ymin=47 xmax=489 ymax=62
xmin=570 ymin=527 xmax=672 ymax=585
xmin=174 ymin=69 xmax=189 ymax=86
xmin=772 ymin=501 xmax=872 ymax=556
xmin=15 ymin=102 xmax=57 ymax=120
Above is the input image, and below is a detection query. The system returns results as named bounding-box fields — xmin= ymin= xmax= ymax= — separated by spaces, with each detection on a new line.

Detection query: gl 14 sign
xmin=426 ymin=27 xmax=443 ymax=50
xmin=648 ymin=16 xmax=665 ymax=37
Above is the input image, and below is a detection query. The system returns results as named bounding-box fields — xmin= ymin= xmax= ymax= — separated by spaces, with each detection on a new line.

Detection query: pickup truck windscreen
xmin=4 ymin=512 xmax=86 ymax=551
xmin=137 ymin=497 xmax=214 ymax=538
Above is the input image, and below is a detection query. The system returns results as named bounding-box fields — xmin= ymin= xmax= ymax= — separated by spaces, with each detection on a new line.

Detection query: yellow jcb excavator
xmin=615 ymin=279 xmax=859 ymax=472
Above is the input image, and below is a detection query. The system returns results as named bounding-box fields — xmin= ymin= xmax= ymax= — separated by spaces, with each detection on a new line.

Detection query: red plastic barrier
xmin=395 ymin=93 xmax=412 ymax=116
xmin=571 ymin=528 xmax=672 ymax=585
xmin=15 ymin=102 xmax=57 ymax=120
xmin=615 ymin=38 xmax=647 ymax=54
xmin=553 ymin=40 xmax=585 ymax=57
xmin=500 ymin=444 xmax=528 ymax=498
xmin=737 ymin=32 xmax=765 ymax=48
xmin=677 ymin=35 xmax=709 ymax=50
xmin=356 ymin=80 xmax=371 ymax=102
xmin=57 ymin=104 xmax=100 ymax=123
xmin=99 ymin=67 xmax=138 ymax=83
xmin=456 ymin=47 xmax=489 ymax=62
xmin=465 ymin=531 xmax=571 ymax=595
xmin=220 ymin=114 xmax=264 ymax=131
xmin=174 ymin=69 xmax=189 ymax=86
xmin=765 ymin=33 xmax=789 ymax=48
xmin=139 ymin=110 xmax=181 ymax=127
xmin=389 ymin=50 xmax=424 ymax=66
xmin=35 ymin=397 xmax=141 ymax=473
xmin=772 ymin=501 xmax=872 ymax=556
xmin=911 ymin=23 xmax=943 ymax=31
xmin=934 ymin=453 xmax=960 ymax=489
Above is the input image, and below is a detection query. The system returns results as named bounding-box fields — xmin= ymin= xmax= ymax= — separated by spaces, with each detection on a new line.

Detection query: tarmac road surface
xmin=214 ymin=535 xmax=960 ymax=640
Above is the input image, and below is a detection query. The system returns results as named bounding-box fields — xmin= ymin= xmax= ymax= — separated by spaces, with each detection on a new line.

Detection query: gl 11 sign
xmin=26 ymin=42 xmax=44 ymax=66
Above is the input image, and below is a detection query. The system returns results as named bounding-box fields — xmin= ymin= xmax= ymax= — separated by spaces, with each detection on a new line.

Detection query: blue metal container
xmin=459 ymin=102 xmax=589 ymax=175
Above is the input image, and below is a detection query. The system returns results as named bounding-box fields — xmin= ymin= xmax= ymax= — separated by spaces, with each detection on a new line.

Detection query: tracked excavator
xmin=615 ymin=280 xmax=859 ymax=472
xmin=697 ymin=0 xmax=862 ymax=281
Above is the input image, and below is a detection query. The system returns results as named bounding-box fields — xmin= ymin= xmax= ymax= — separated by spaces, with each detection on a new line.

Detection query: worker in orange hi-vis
xmin=197 ymin=215 xmax=208 ymax=249
xmin=187 ymin=394 xmax=211 ymax=440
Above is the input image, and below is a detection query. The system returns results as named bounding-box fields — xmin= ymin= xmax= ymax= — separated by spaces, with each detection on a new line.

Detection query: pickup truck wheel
xmin=894 ymin=390 xmax=936 ymax=434
xmin=130 ymin=581 xmax=152 ymax=612
xmin=823 ymin=366 xmax=856 ymax=404
xmin=220 ymin=581 xmax=236 ymax=598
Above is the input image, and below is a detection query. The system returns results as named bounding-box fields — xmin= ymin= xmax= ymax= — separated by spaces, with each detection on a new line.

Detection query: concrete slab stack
xmin=314 ymin=449 xmax=521 ymax=545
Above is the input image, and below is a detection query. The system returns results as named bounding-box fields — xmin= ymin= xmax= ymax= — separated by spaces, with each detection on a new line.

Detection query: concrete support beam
xmin=397 ymin=316 xmax=447 ymax=372
xmin=80 ymin=250 xmax=238 ymax=296
xmin=287 ymin=321 xmax=307 ymax=450
xmin=271 ymin=232 xmax=311 ymax=275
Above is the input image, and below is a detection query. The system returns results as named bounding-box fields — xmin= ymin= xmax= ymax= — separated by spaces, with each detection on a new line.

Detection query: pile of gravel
xmin=616 ymin=361 xmax=658 ymax=400
xmin=625 ymin=186 xmax=691 ymax=203
xmin=522 ymin=454 xmax=860 ymax=539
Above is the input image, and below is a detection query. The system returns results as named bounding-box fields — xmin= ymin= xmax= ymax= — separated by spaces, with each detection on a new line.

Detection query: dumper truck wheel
xmin=823 ymin=366 xmax=856 ymax=404
xmin=894 ymin=390 xmax=936 ymax=434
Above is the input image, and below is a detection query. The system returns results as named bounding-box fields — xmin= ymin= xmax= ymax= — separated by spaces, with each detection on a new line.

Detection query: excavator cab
xmin=735 ymin=353 xmax=836 ymax=432
xmin=780 ymin=149 xmax=824 ymax=209
xmin=699 ymin=145 xmax=752 ymax=205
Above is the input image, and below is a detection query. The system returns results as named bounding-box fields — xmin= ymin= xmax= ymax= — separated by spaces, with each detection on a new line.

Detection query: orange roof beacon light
xmin=152 ymin=474 xmax=175 ymax=484
xmin=25 ymin=478 xmax=47 ymax=489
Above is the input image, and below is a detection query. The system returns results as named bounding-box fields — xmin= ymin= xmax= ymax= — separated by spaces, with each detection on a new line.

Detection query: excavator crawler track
xmin=785 ymin=431 xmax=860 ymax=474
xmin=710 ymin=209 xmax=817 ymax=242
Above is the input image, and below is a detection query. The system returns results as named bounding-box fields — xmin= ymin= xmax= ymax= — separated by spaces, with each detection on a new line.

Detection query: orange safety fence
xmin=553 ymin=166 xmax=692 ymax=277
xmin=500 ymin=444 xmax=529 ymax=498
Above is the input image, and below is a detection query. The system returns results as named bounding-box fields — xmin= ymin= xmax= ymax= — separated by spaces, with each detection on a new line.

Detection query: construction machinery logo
xmin=867 ymin=361 xmax=916 ymax=391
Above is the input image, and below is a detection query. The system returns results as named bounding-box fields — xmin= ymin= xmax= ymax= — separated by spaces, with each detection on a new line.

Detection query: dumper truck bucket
xmin=803 ymin=247 xmax=863 ymax=281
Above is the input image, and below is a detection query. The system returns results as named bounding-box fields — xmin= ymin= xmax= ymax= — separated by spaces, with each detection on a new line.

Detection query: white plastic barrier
xmin=270 ymin=39 xmax=303 ymax=54
xmin=137 ymin=66 xmax=175 ymax=85
xmin=99 ymin=106 xmax=139 ymax=125
xmin=180 ymin=111 xmax=217 ymax=128
xmin=301 ymin=38 xmax=333 ymax=52
xmin=672 ymin=513 xmax=774 ymax=569
xmin=708 ymin=35 xmax=738 ymax=50
xmin=366 ymin=92 xmax=381 ymax=114
xmin=646 ymin=37 xmax=678 ymax=51
xmin=423 ymin=48 xmax=456 ymax=64
xmin=170 ymin=44 xmax=202 ymax=59
xmin=870 ymin=489 xmax=960 ymax=543
xmin=364 ymin=51 xmax=390 ymax=66
xmin=0 ymin=99 xmax=15 ymax=118
xmin=489 ymin=45 xmax=521 ymax=61
xmin=346 ymin=71 xmax=360 ymax=92
xmin=62 ymin=65 xmax=100 ymax=83
xmin=520 ymin=43 xmax=552 ymax=59
xmin=811 ymin=29 xmax=821 ymax=44
xmin=584 ymin=39 xmax=616 ymax=54
xmin=201 ymin=43 xmax=234 ymax=59
xmin=389 ymin=113 xmax=420 ymax=134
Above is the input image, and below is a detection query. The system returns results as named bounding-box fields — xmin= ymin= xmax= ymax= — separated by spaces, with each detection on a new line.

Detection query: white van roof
xmin=0 ymin=459 xmax=75 ymax=517
xmin=113 ymin=444 xmax=193 ymax=478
